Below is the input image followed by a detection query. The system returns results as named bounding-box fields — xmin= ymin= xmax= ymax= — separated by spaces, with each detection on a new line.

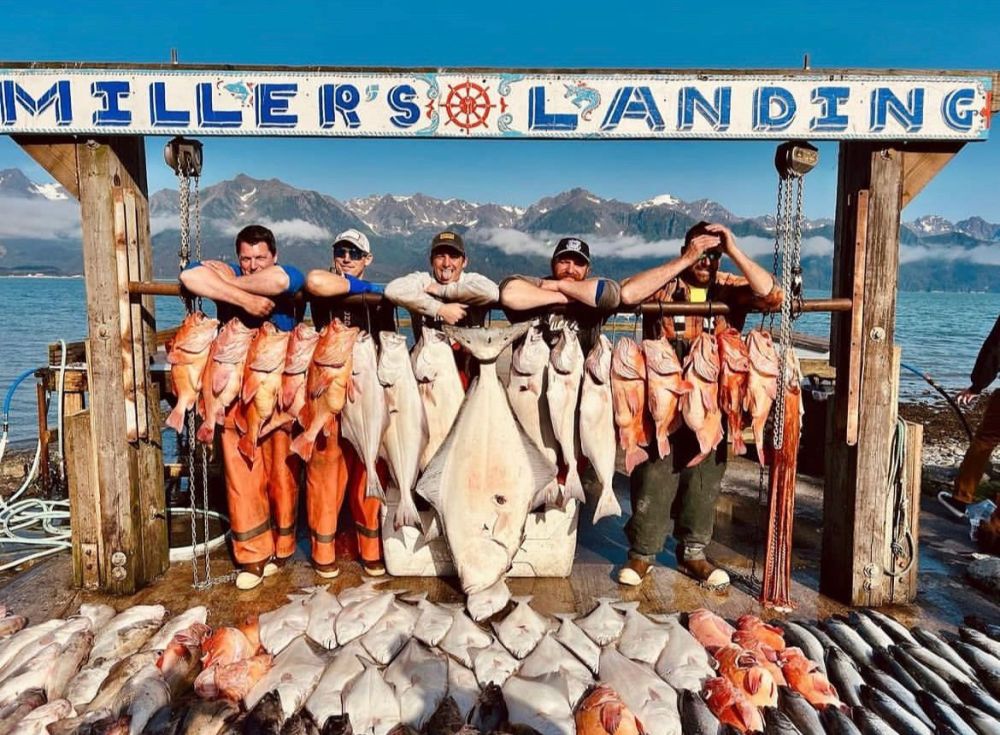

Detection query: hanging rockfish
xmin=717 ymin=327 xmax=751 ymax=456
xmin=760 ymin=348 xmax=802 ymax=611
xmin=378 ymin=331 xmax=428 ymax=529
xmin=290 ymin=321 xmax=359 ymax=462
xmin=580 ymin=335 xmax=619 ymax=522
xmin=506 ymin=323 xmax=559 ymax=472
xmin=411 ymin=327 xmax=465 ymax=471
xmin=415 ymin=323 xmax=557 ymax=597
xmin=611 ymin=337 xmax=650 ymax=475
xmin=195 ymin=318 xmax=256 ymax=444
xmin=165 ymin=311 xmax=219 ymax=433
xmin=236 ymin=323 xmax=291 ymax=461
xmin=642 ymin=338 xmax=691 ymax=459
xmin=260 ymin=322 xmax=320 ymax=437
xmin=342 ymin=332 xmax=388 ymax=501
xmin=546 ymin=323 xmax=585 ymax=505
xmin=744 ymin=329 xmax=780 ymax=466
xmin=680 ymin=333 xmax=723 ymax=467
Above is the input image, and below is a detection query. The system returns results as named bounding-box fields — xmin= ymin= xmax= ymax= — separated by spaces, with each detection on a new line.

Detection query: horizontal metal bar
xmin=129 ymin=281 xmax=851 ymax=316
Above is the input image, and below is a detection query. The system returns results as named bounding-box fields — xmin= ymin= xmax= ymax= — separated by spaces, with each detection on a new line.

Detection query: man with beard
xmin=615 ymin=221 xmax=780 ymax=589
xmin=499 ymin=237 xmax=621 ymax=354
xmin=179 ymin=224 xmax=306 ymax=590
xmin=304 ymin=229 xmax=393 ymax=578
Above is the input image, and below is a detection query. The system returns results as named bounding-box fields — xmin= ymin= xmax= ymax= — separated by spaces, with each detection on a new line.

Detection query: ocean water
xmin=0 ymin=276 xmax=997 ymax=443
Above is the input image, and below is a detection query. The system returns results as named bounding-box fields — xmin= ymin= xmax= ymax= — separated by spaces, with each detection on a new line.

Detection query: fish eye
xmin=493 ymin=495 xmax=507 ymax=505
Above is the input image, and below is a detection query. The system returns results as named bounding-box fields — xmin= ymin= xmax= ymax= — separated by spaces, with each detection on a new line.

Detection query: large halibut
xmin=415 ymin=323 xmax=558 ymax=596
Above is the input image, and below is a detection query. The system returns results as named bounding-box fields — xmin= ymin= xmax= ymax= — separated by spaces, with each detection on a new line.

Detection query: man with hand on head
xmin=615 ymin=221 xmax=781 ymax=590
xmin=304 ymin=228 xmax=394 ymax=579
xmin=179 ymin=224 xmax=306 ymax=590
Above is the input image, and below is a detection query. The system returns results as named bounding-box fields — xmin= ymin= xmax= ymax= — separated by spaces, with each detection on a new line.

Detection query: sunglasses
xmin=333 ymin=246 xmax=367 ymax=261
xmin=696 ymin=251 xmax=722 ymax=264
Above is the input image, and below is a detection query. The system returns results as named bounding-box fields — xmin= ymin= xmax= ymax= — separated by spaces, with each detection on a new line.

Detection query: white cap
xmin=332 ymin=228 xmax=371 ymax=254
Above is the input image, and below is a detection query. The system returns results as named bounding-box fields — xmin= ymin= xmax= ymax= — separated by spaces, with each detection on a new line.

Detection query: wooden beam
xmin=64 ymin=409 xmax=101 ymax=589
xmin=77 ymin=136 xmax=165 ymax=594
xmin=11 ymin=135 xmax=80 ymax=199
xmin=901 ymin=143 xmax=965 ymax=208
xmin=823 ymin=141 xmax=906 ymax=606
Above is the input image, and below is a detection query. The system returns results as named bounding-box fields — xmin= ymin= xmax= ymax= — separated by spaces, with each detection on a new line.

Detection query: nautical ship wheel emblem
xmin=443 ymin=79 xmax=496 ymax=133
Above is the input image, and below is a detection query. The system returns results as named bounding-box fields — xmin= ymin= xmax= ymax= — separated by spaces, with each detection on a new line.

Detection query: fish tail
xmin=366 ymin=470 xmax=386 ymax=502
xmin=237 ymin=430 xmax=256 ymax=463
xmin=393 ymin=494 xmax=420 ymax=531
xmin=592 ymin=487 xmax=622 ymax=523
xmin=624 ymin=445 xmax=649 ymax=475
xmin=562 ymin=466 xmax=585 ymax=505
xmin=657 ymin=427 xmax=671 ymax=458
xmin=731 ymin=422 xmax=747 ymax=455
xmin=165 ymin=400 xmax=189 ymax=433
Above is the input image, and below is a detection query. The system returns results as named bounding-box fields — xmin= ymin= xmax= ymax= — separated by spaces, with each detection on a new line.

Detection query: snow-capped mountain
xmin=0 ymin=168 xmax=69 ymax=200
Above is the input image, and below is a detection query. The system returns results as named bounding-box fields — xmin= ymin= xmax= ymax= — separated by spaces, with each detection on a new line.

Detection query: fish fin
xmin=393 ymin=495 xmax=420 ymax=531
xmin=212 ymin=365 xmax=231 ymax=396
xmin=423 ymin=514 xmax=441 ymax=542
xmin=601 ymin=702 xmax=624 ymax=734
xmin=365 ymin=471 xmax=385 ymax=502
xmin=511 ymin=595 xmax=534 ymax=605
xmin=165 ymin=402 xmax=188 ymax=433
xmin=701 ymin=386 xmax=719 ymax=414
xmin=237 ymin=430 xmax=256 ymax=463
xmin=289 ymin=432 xmax=315 ymax=462
xmin=444 ymin=322 xmax=531 ymax=363
xmin=624 ymin=446 xmax=649 ymax=476
xmin=626 ymin=388 xmax=642 ymax=417
xmin=686 ymin=449 xmax=710 ymax=469
xmin=673 ymin=379 xmax=695 ymax=395
xmin=745 ymin=668 xmax=763 ymax=694
xmin=309 ymin=371 xmax=334 ymax=400
xmin=656 ymin=429 xmax=671 ymax=459
xmin=592 ymin=487 xmax=623 ymax=523
xmin=195 ymin=418 xmax=216 ymax=445
xmin=612 ymin=601 xmax=641 ymax=613
xmin=518 ymin=423 xmax=559 ymax=511
xmin=233 ymin=404 xmax=249 ymax=435
xmin=635 ymin=714 xmax=649 ymax=735
xmin=279 ymin=378 xmax=298 ymax=411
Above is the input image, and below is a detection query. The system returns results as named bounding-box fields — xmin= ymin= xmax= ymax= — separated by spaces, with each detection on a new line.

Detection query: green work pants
xmin=625 ymin=424 xmax=727 ymax=562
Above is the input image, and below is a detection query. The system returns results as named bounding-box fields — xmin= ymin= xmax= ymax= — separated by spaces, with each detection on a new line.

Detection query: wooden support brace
xmin=901 ymin=143 xmax=965 ymax=208
xmin=11 ymin=135 xmax=81 ymax=199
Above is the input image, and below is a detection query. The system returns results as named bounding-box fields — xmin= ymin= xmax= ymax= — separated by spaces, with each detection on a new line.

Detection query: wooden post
xmin=64 ymin=409 xmax=100 ymax=589
xmin=35 ymin=382 xmax=49 ymax=495
xmin=823 ymin=142 xmax=905 ymax=606
xmin=72 ymin=136 xmax=166 ymax=593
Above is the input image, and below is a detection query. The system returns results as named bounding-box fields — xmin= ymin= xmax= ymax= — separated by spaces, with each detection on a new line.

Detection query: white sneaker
xmin=235 ymin=570 xmax=265 ymax=590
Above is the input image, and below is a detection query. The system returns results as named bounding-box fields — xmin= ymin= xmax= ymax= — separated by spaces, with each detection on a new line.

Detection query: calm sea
xmin=0 ymin=277 xmax=997 ymax=443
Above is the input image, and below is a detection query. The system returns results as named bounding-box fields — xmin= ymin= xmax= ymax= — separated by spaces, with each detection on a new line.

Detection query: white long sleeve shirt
xmin=384 ymin=270 xmax=500 ymax=321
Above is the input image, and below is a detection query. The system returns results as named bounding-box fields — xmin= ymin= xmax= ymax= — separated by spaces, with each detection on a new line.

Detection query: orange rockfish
xmin=611 ymin=337 xmax=650 ymax=475
xmin=196 ymin=318 xmax=256 ymax=444
xmin=165 ymin=311 xmax=219 ymax=432
xmin=642 ymin=338 xmax=691 ymax=459
xmin=714 ymin=643 xmax=779 ymax=708
xmin=680 ymin=333 xmax=723 ymax=467
xmin=574 ymin=684 xmax=646 ymax=735
xmin=702 ymin=676 xmax=764 ymax=733
xmin=290 ymin=321 xmax=359 ymax=461
xmin=260 ymin=322 xmax=320 ymax=437
xmin=744 ymin=329 xmax=780 ymax=466
xmin=236 ymin=323 xmax=291 ymax=461
xmin=687 ymin=608 xmax=735 ymax=652
xmin=717 ymin=327 xmax=751 ymax=456
xmin=778 ymin=646 xmax=842 ymax=709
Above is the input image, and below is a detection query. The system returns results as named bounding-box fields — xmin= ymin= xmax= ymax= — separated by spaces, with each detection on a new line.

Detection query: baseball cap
xmin=332 ymin=228 xmax=371 ymax=254
xmin=430 ymin=230 xmax=465 ymax=256
xmin=551 ymin=237 xmax=591 ymax=264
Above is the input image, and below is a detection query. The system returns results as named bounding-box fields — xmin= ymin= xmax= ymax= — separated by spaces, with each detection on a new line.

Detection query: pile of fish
xmin=2 ymin=592 xmax=999 ymax=735
xmin=608 ymin=328 xmax=780 ymax=479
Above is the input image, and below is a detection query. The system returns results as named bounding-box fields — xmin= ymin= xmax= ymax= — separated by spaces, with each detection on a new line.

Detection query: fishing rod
xmin=900 ymin=362 xmax=974 ymax=443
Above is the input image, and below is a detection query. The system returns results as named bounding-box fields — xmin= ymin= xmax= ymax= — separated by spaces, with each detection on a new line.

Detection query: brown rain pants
xmin=954 ymin=389 xmax=1000 ymax=503
xmin=306 ymin=420 xmax=384 ymax=565
xmin=222 ymin=405 xmax=300 ymax=565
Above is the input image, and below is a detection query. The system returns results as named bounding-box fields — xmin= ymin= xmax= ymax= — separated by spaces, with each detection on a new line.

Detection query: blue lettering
xmin=600 ymin=86 xmax=664 ymax=131
xmin=870 ymin=88 xmax=924 ymax=132
xmin=0 ymin=80 xmax=72 ymax=126
xmin=753 ymin=86 xmax=797 ymax=131
xmin=388 ymin=84 xmax=420 ymax=128
xmin=319 ymin=84 xmax=361 ymax=128
xmin=527 ymin=86 xmax=578 ymax=131
xmin=677 ymin=87 xmax=731 ymax=131
xmin=91 ymin=81 xmax=131 ymax=127
xmin=255 ymin=83 xmax=297 ymax=128
xmin=809 ymin=86 xmax=850 ymax=131
xmin=942 ymin=87 xmax=977 ymax=132
xmin=148 ymin=82 xmax=190 ymax=127
xmin=196 ymin=83 xmax=242 ymax=128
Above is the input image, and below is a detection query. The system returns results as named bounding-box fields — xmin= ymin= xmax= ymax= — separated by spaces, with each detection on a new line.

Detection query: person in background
xmin=615 ymin=221 xmax=781 ymax=589
xmin=179 ymin=224 xmax=305 ymax=590
xmin=499 ymin=236 xmax=621 ymax=355
xmin=939 ymin=313 xmax=1000 ymax=518
xmin=384 ymin=230 xmax=499 ymax=383
xmin=304 ymin=228 xmax=393 ymax=578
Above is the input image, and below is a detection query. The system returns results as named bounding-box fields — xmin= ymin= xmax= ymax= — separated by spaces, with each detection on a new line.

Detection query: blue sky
xmin=0 ymin=0 xmax=997 ymax=221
